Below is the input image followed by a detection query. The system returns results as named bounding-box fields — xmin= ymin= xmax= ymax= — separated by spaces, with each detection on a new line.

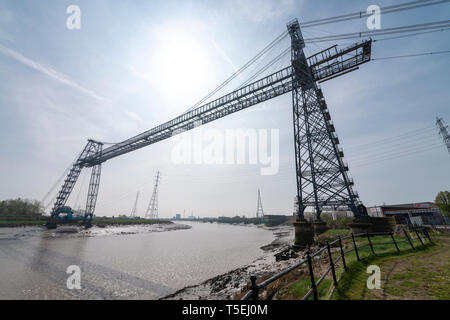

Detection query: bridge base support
xmin=367 ymin=216 xmax=396 ymax=233
xmin=348 ymin=216 xmax=373 ymax=234
xmin=313 ymin=220 xmax=329 ymax=235
xmin=293 ymin=219 xmax=314 ymax=248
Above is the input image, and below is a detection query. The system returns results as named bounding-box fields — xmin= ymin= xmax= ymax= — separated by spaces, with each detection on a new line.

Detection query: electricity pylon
xmin=256 ymin=189 xmax=264 ymax=218
xmin=145 ymin=171 xmax=161 ymax=219
xmin=436 ymin=117 xmax=450 ymax=156
xmin=130 ymin=191 xmax=139 ymax=218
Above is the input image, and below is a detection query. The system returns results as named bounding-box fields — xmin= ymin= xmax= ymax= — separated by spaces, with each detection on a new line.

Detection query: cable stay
xmin=299 ymin=0 xmax=450 ymax=28
xmin=304 ymin=19 xmax=450 ymax=43
xmin=182 ymin=31 xmax=289 ymax=115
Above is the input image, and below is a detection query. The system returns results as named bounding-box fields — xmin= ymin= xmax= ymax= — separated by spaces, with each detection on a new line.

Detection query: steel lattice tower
xmin=436 ymin=117 xmax=450 ymax=156
xmin=256 ymin=189 xmax=264 ymax=218
xmin=145 ymin=171 xmax=161 ymax=219
xmin=288 ymin=20 xmax=360 ymax=221
xmin=50 ymin=139 xmax=103 ymax=226
xmin=130 ymin=191 xmax=139 ymax=218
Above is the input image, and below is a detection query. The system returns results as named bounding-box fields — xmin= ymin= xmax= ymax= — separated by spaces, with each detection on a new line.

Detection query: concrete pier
xmin=348 ymin=216 xmax=373 ymax=234
xmin=313 ymin=220 xmax=329 ymax=235
xmin=369 ymin=216 xmax=396 ymax=233
xmin=293 ymin=219 xmax=314 ymax=248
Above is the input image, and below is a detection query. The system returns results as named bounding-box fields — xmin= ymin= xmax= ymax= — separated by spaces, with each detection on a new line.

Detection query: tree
xmin=435 ymin=191 xmax=450 ymax=217
xmin=0 ymin=198 xmax=44 ymax=218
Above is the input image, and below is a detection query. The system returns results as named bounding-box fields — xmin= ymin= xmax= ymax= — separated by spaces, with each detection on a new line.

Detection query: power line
xmin=350 ymin=140 xmax=443 ymax=162
xmin=372 ymin=49 xmax=450 ymax=60
xmin=303 ymin=19 xmax=450 ymax=43
xmin=347 ymin=138 xmax=440 ymax=162
xmin=97 ymin=169 xmax=158 ymax=210
xmin=373 ymin=27 xmax=450 ymax=42
xmin=182 ymin=1 xmax=450 ymax=115
xmin=300 ymin=0 xmax=450 ymax=28
xmin=182 ymin=31 xmax=289 ymax=114
xmin=345 ymin=125 xmax=436 ymax=151
xmin=352 ymin=144 xmax=443 ymax=168
xmin=348 ymin=138 xmax=442 ymax=162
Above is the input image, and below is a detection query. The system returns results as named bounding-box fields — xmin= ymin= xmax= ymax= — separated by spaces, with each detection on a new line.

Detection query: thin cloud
xmin=210 ymin=38 xmax=239 ymax=73
xmin=229 ymin=0 xmax=295 ymax=23
xmin=0 ymin=44 xmax=104 ymax=101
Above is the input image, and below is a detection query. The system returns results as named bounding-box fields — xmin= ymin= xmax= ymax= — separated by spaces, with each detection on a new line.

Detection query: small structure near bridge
xmin=367 ymin=202 xmax=449 ymax=226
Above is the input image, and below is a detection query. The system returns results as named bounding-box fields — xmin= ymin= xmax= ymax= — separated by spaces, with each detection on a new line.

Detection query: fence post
xmin=351 ymin=233 xmax=360 ymax=261
xmin=424 ymin=229 xmax=432 ymax=242
xmin=421 ymin=228 xmax=428 ymax=242
xmin=338 ymin=235 xmax=347 ymax=270
xmin=367 ymin=232 xmax=375 ymax=255
xmin=306 ymin=249 xmax=318 ymax=300
xmin=326 ymin=240 xmax=338 ymax=286
xmin=404 ymin=229 xmax=415 ymax=250
xmin=391 ymin=232 xmax=400 ymax=252
xmin=414 ymin=227 xmax=424 ymax=246
xmin=250 ymin=275 xmax=259 ymax=300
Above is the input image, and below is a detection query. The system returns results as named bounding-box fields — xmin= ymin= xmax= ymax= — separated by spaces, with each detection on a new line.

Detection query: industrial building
xmin=368 ymin=202 xmax=449 ymax=226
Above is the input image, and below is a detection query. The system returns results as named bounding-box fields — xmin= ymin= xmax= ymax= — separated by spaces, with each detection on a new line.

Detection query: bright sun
xmin=148 ymin=27 xmax=214 ymax=103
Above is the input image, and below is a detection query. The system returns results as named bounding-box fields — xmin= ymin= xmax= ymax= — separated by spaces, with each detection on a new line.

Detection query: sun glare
xmin=148 ymin=27 xmax=214 ymax=104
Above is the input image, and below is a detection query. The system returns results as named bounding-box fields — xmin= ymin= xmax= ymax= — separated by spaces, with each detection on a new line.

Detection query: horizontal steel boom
xmin=81 ymin=40 xmax=371 ymax=166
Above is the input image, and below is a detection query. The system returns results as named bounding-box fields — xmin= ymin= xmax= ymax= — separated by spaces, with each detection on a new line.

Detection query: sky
xmin=0 ymin=0 xmax=449 ymax=218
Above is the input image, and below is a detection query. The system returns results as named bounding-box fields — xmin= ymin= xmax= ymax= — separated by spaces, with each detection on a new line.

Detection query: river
xmin=0 ymin=222 xmax=275 ymax=299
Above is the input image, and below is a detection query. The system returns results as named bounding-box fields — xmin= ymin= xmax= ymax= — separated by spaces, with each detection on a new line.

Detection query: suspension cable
xmin=181 ymin=31 xmax=289 ymax=114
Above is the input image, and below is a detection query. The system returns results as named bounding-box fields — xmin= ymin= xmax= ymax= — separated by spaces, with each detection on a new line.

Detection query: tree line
xmin=0 ymin=198 xmax=44 ymax=219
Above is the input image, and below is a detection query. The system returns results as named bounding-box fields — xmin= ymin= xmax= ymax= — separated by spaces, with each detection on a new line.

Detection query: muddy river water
xmin=0 ymin=222 xmax=275 ymax=299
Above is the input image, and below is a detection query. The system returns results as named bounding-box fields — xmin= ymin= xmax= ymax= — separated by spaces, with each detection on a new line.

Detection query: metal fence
xmin=241 ymin=227 xmax=432 ymax=300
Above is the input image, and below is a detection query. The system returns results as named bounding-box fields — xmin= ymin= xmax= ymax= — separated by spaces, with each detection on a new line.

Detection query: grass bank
xmin=282 ymin=232 xmax=421 ymax=299
xmin=332 ymin=233 xmax=449 ymax=300
xmin=238 ymin=229 xmax=441 ymax=300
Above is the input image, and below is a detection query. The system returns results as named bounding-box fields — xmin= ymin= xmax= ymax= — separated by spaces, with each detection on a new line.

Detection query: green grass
xmin=288 ymin=278 xmax=333 ymax=300
xmin=316 ymin=229 xmax=351 ymax=245
xmin=242 ymin=231 xmax=439 ymax=300
xmin=330 ymin=234 xmax=449 ymax=300
xmin=314 ymin=233 xmax=426 ymax=299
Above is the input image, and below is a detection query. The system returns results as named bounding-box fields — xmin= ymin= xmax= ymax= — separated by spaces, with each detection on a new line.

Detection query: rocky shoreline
xmin=161 ymin=224 xmax=311 ymax=300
